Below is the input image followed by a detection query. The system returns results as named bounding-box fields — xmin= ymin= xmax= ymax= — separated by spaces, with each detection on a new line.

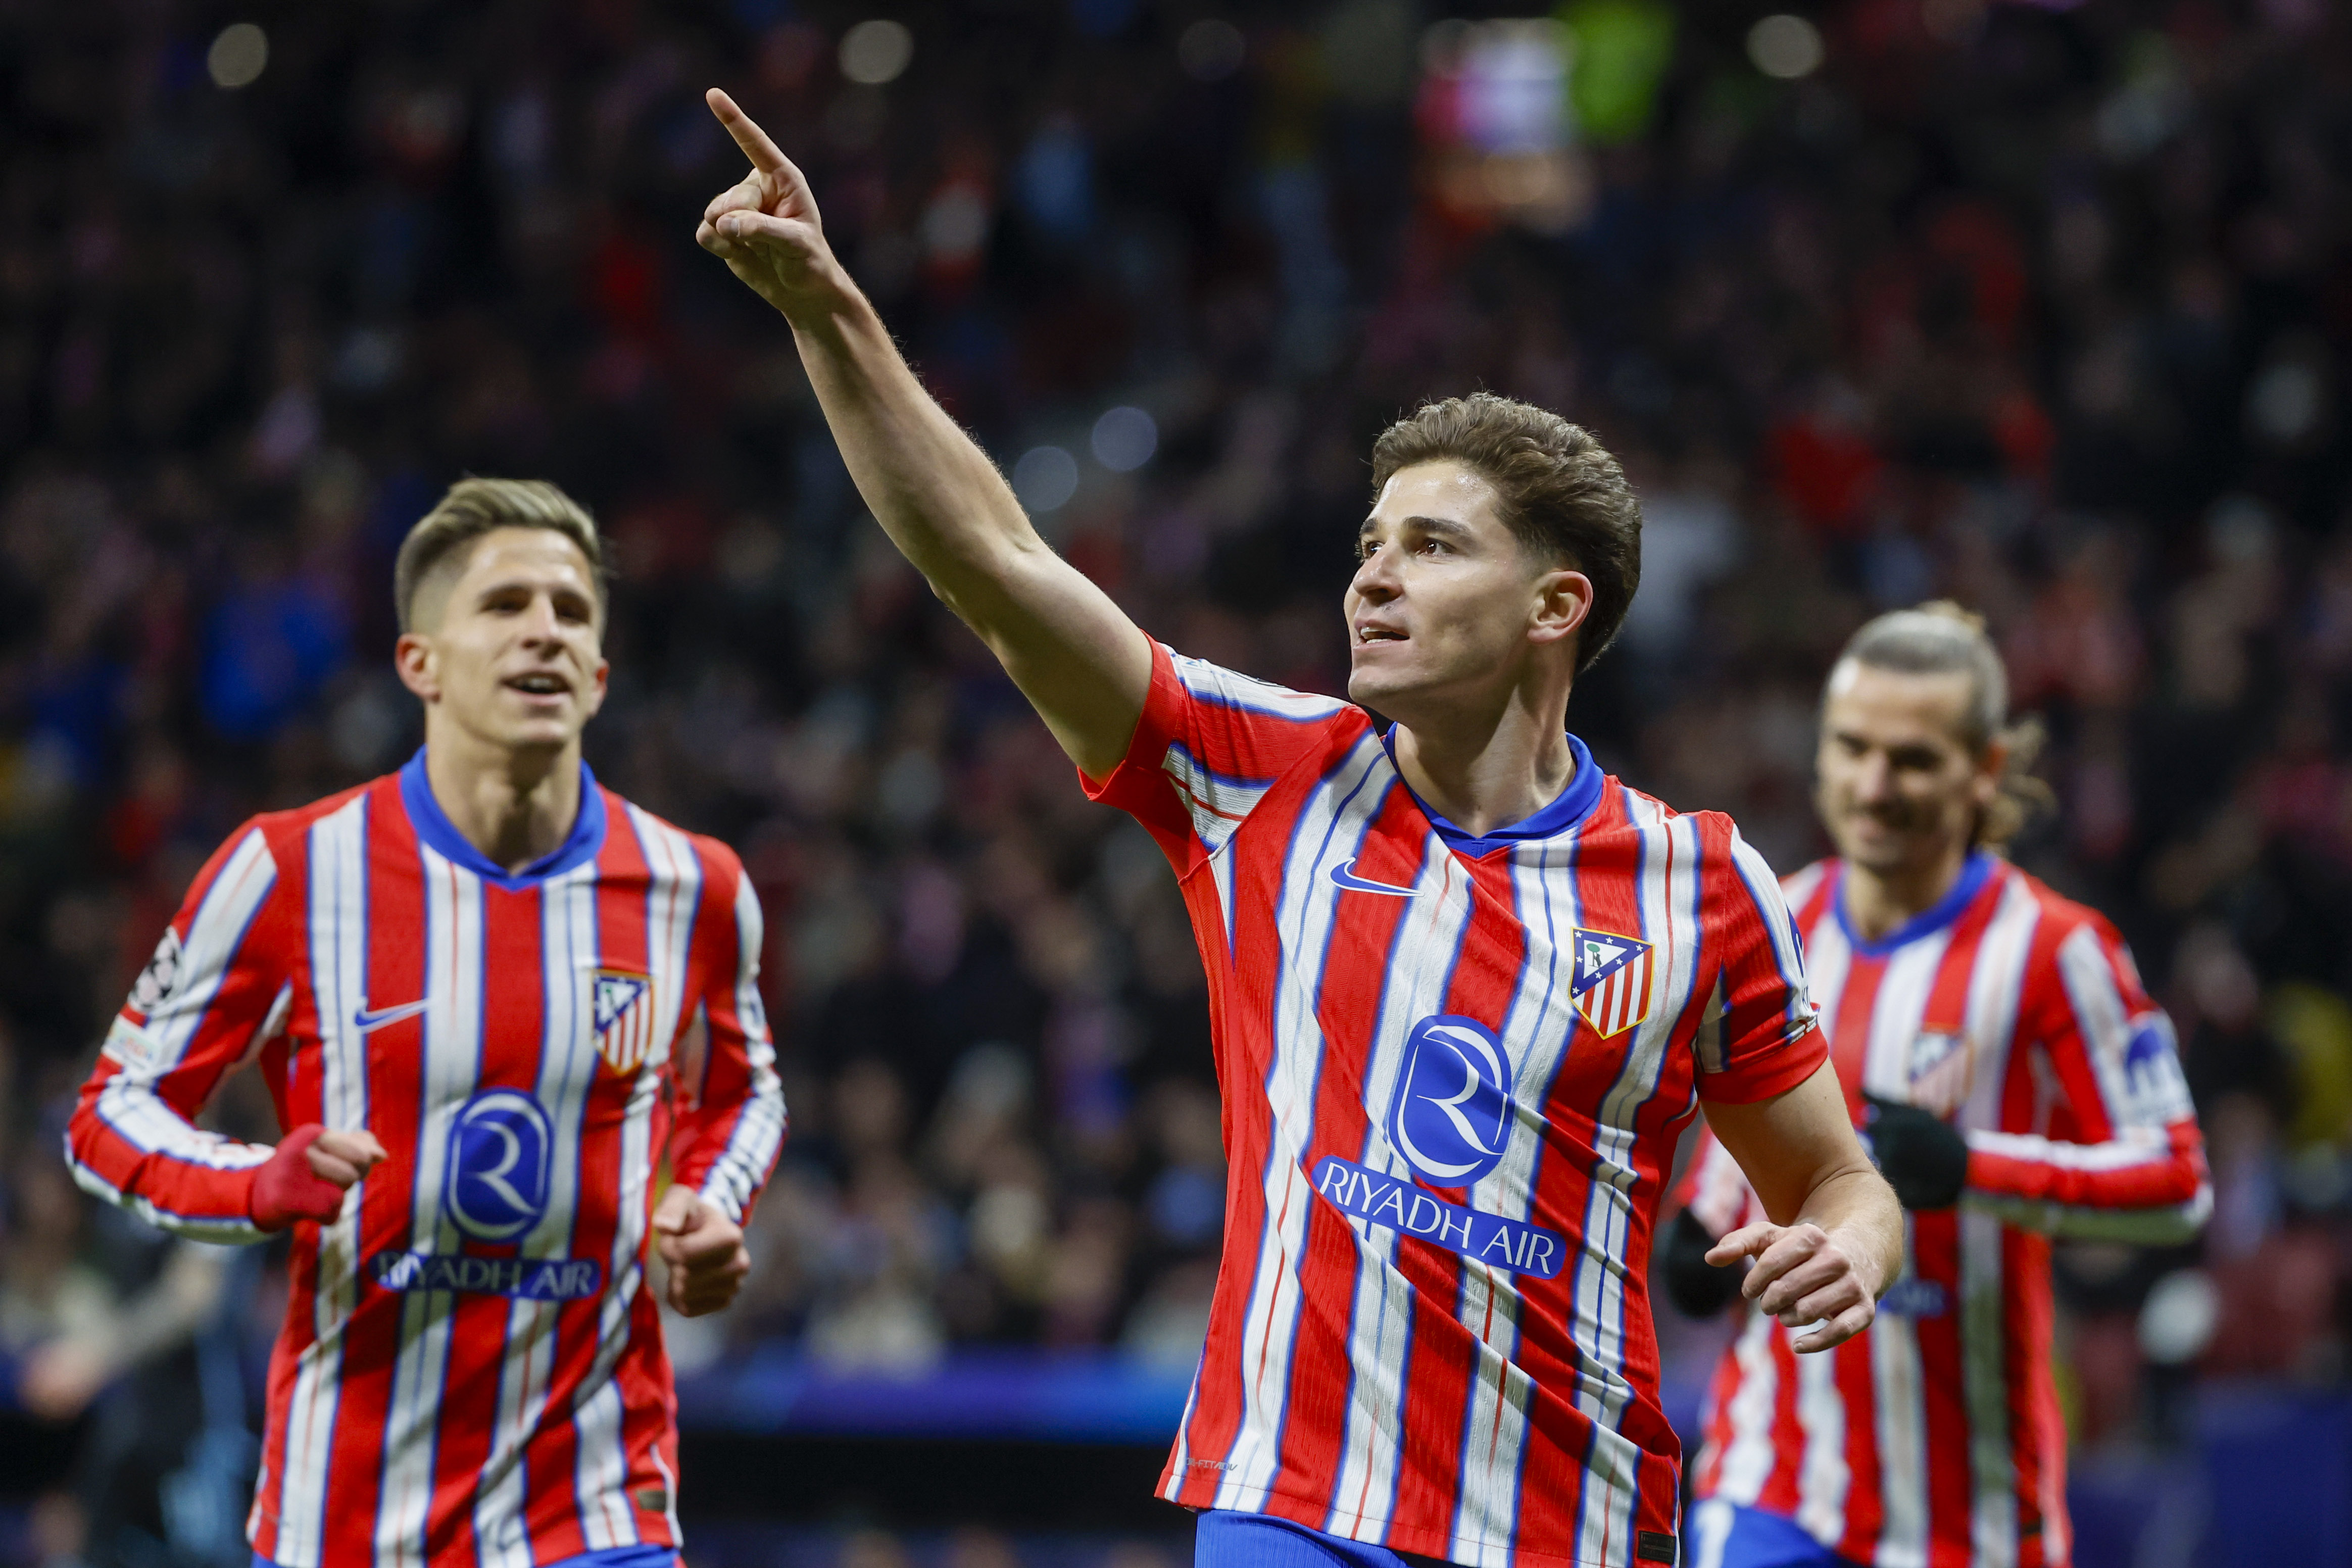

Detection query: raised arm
xmin=695 ymin=89 xmax=1151 ymax=778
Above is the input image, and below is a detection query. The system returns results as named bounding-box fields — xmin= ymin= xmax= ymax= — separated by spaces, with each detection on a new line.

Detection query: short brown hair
xmin=1832 ymin=600 xmax=2053 ymax=848
xmin=394 ymin=477 xmax=609 ymax=633
xmin=1368 ymin=393 xmax=1643 ymax=675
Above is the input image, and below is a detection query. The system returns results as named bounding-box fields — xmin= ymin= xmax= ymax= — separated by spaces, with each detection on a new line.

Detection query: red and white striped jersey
xmin=65 ymin=752 xmax=787 ymax=1568
xmin=1684 ymin=853 xmax=2209 ymax=1568
xmin=1085 ymin=644 xmax=1829 ymax=1568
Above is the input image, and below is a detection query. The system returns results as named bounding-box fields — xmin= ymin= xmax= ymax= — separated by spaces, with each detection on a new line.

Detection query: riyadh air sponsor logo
xmin=1876 ymin=1275 xmax=1951 ymax=1318
xmin=1312 ymin=1156 xmax=1565 ymax=1278
xmin=352 ymin=997 xmax=431 ymax=1034
xmin=1570 ymin=927 xmax=1654 ymax=1038
xmin=1328 ymin=858 xmax=1419 ymax=897
xmin=444 ymin=1089 xmax=554 ymax=1241
xmin=593 ymin=968 xmax=655 ymax=1074
xmin=1388 ymin=1014 xmax=1513 ymax=1185
xmin=368 ymin=1250 xmax=603 ymax=1300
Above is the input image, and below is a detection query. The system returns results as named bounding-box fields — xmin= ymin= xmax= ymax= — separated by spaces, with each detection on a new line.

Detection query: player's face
xmin=1345 ymin=462 xmax=1587 ymax=718
xmin=1815 ymin=662 xmax=1996 ymax=875
xmin=399 ymin=528 xmax=609 ymax=754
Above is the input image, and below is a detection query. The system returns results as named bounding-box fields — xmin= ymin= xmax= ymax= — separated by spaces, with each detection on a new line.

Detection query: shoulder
xmin=2000 ymin=861 xmax=2122 ymax=953
xmin=602 ymin=791 xmax=748 ymax=892
xmin=1160 ymin=644 xmax=1359 ymax=727
xmin=1780 ymin=857 xmax=1836 ymax=914
xmin=212 ymin=779 xmax=384 ymax=878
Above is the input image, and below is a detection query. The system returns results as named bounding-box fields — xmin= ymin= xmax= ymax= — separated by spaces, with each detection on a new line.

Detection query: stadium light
xmin=208 ymin=22 xmax=268 ymax=89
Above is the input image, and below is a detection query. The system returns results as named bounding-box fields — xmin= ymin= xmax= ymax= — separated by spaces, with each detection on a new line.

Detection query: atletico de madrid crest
xmin=1570 ymin=928 xmax=1654 ymax=1038
xmin=592 ymin=969 xmax=654 ymax=1074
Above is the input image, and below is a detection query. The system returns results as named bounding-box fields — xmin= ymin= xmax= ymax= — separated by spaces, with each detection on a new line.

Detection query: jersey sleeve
xmin=64 ymin=822 xmax=293 ymax=1244
xmin=669 ymin=844 xmax=788 ymax=1224
xmin=1963 ymin=918 xmax=2211 ymax=1243
xmin=1692 ymin=824 xmax=1829 ymax=1104
xmin=1080 ymin=640 xmax=1354 ymax=874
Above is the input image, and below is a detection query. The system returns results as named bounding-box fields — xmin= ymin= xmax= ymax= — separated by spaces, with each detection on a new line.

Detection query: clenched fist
xmin=652 ymin=1186 xmax=751 ymax=1317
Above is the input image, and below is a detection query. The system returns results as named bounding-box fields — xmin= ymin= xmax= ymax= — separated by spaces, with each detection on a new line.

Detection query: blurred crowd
xmin=5 ymin=0 xmax=2352 ymax=1541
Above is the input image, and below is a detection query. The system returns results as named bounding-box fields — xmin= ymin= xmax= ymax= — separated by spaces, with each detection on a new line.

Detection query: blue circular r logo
xmin=445 ymin=1090 xmax=554 ymax=1241
xmin=1387 ymin=1014 xmax=1513 ymax=1186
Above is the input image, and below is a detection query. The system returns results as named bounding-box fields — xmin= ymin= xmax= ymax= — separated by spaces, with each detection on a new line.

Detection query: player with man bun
xmin=1672 ymin=603 xmax=2210 ymax=1568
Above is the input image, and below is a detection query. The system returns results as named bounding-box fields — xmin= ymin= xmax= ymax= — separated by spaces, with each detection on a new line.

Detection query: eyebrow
xmin=474 ymin=576 xmax=593 ymax=604
xmin=1358 ymin=513 xmax=1478 ymax=540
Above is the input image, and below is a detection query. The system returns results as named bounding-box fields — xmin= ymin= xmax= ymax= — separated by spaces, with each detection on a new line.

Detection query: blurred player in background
xmin=1670 ymin=604 xmax=2211 ymax=1568
xmin=64 ymin=480 xmax=787 ymax=1568
xmin=696 ymin=89 xmax=1901 ymax=1568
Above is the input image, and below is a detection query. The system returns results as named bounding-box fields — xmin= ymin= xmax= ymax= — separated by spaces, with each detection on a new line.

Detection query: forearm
xmin=783 ymin=282 xmax=1043 ymax=622
xmin=1964 ymin=1121 xmax=2210 ymax=1242
xmin=67 ymin=1074 xmax=273 ymax=1245
xmin=1790 ymin=1163 xmax=1903 ymax=1300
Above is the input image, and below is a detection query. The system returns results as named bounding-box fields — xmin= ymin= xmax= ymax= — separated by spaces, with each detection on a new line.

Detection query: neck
xmin=421 ymin=720 xmax=582 ymax=875
xmin=1387 ymin=676 xmax=1575 ymax=837
xmin=1843 ymin=839 xmax=1974 ymax=942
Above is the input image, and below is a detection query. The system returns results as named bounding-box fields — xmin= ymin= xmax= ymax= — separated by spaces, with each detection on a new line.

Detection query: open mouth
xmin=1355 ymin=626 xmax=1406 ymax=645
xmin=505 ymin=673 xmax=571 ymax=697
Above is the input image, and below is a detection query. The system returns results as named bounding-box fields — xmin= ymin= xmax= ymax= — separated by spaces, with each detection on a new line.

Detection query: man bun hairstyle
xmin=394 ymin=477 xmax=610 ymax=633
xmin=1833 ymin=600 xmax=2054 ymax=849
xmin=1368 ymin=393 xmax=1642 ymax=676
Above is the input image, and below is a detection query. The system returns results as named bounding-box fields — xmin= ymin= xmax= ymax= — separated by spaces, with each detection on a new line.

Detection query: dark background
xmin=2 ymin=0 xmax=2350 ymax=1564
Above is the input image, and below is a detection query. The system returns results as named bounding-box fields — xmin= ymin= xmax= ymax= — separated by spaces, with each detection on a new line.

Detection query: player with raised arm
xmin=694 ymin=90 xmax=1902 ymax=1568
xmin=1668 ymin=605 xmax=2209 ymax=1568
xmin=65 ymin=480 xmax=787 ymax=1568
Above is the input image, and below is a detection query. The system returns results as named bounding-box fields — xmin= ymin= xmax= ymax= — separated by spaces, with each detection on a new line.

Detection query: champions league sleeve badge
xmin=1570 ymin=928 xmax=1655 ymax=1038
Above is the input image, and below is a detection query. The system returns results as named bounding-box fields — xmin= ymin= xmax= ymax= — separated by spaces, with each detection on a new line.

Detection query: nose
xmin=1850 ymin=752 xmax=1896 ymax=803
xmin=517 ymin=593 xmax=564 ymax=645
xmin=1351 ymin=542 xmax=1400 ymax=603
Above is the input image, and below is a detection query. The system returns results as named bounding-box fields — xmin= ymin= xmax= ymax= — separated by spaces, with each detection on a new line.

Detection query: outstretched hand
xmin=696 ymin=89 xmax=840 ymax=317
xmin=1705 ymin=1220 xmax=1881 ymax=1354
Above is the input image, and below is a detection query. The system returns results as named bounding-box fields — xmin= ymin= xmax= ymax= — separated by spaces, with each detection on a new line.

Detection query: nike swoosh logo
xmin=353 ymin=999 xmax=431 ymax=1034
xmin=1328 ymin=858 xmax=1420 ymax=897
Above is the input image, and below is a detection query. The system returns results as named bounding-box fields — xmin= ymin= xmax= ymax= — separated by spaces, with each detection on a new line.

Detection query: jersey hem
xmin=1695 ymin=1024 xmax=1829 ymax=1104
xmin=1165 ymin=1478 xmax=1670 ymax=1568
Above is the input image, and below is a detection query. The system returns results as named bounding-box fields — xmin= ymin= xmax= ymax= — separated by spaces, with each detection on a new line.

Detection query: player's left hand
xmin=652 ymin=1186 xmax=749 ymax=1317
xmin=1862 ymin=1094 xmax=1970 ymax=1210
xmin=1705 ymin=1220 xmax=1881 ymax=1354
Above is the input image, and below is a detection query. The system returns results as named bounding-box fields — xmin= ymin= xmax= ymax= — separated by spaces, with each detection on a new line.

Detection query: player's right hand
xmin=1705 ymin=1219 xmax=1881 ymax=1355
xmin=696 ymin=89 xmax=841 ymax=319
xmin=250 ymin=1123 xmax=388 ymax=1231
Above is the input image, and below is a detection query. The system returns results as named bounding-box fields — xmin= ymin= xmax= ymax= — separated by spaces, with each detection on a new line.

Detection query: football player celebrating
xmin=696 ymin=90 xmax=1899 ymax=1568
xmin=67 ymin=479 xmax=787 ymax=1568
xmin=1672 ymin=604 xmax=2209 ymax=1568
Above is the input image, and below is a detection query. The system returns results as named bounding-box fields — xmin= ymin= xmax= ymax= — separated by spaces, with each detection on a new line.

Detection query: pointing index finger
xmin=706 ymin=88 xmax=789 ymax=175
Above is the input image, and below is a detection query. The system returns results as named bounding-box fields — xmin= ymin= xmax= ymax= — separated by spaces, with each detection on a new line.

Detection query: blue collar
xmin=397 ymin=747 xmax=608 ymax=889
xmin=1834 ymin=849 xmax=1996 ymax=958
xmin=1378 ymin=727 xmax=1606 ymax=857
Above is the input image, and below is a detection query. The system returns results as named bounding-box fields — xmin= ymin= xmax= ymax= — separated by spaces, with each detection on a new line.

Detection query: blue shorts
xmin=1194 ymin=1509 xmax=1450 ymax=1568
xmin=1686 ymin=1500 xmax=1858 ymax=1568
xmin=258 ymin=1547 xmax=677 ymax=1568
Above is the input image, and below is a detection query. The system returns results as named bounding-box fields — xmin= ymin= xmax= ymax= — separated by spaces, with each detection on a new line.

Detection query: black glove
xmin=1863 ymin=1094 xmax=1969 ymax=1210
xmin=1660 ymin=1207 xmax=1745 ymax=1318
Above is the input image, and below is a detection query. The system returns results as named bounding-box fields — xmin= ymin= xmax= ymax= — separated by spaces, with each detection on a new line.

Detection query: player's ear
xmin=395 ymin=631 xmax=440 ymax=704
xmin=580 ymin=656 xmax=612 ymax=722
xmin=1971 ymin=737 xmax=2007 ymax=810
xmin=1528 ymin=567 xmax=1593 ymax=647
